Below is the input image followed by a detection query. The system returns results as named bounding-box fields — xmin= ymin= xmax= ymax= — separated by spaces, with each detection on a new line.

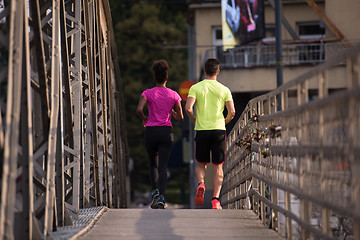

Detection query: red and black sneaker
xmin=194 ymin=182 xmax=205 ymax=206
xmin=211 ymin=198 xmax=222 ymax=209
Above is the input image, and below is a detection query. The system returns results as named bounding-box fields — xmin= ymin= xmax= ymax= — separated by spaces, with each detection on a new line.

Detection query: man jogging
xmin=185 ymin=58 xmax=235 ymax=209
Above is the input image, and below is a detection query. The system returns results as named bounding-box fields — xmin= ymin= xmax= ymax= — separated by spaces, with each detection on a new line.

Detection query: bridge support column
xmin=271 ymin=186 xmax=278 ymax=231
xmin=252 ymin=178 xmax=260 ymax=218
xmin=285 ymin=192 xmax=291 ymax=240
xmin=260 ymin=181 xmax=266 ymax=225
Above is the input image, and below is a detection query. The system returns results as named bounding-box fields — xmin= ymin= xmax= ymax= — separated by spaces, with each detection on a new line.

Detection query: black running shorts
xmin=195 ymin=130 xmax=226 ymax=165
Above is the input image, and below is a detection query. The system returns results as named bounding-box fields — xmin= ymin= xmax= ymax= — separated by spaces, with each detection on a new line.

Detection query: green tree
xmin=111 ymin=0 xmax=188 ymax=195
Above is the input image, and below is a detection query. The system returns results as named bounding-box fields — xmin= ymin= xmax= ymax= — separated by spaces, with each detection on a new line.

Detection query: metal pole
xmin=44 ymin=0 xmax=61 ymax=236
xmin=275 ymin=0 xmax=283 ymax=110
xmin=19 ymin=1 xmax=35 ymax=237
xmin=0 ymin=0 xmax=24 ymax=238
xmin=83 ymin=0 xmax=101 ymax=206
xmin=187 ymin=24 xmax=196 ymax=209
xmin=95 ymin=0 xmax=111 ymax=207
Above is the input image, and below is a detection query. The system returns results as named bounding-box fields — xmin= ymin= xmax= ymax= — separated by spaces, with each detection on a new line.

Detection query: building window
xmin=213 ymin=26 xmax=223 ymax=46
xmin=212 ymin=26 xmax=223 ymax=59
xmin=262 ymin=24 xmax=275 ymax=43
xmin=297 ymin=21 xmax=325 ymax=38
xmin=296 ymin=21 xmax=325 ymax=63
xmin=265 ymin=24 xmax=276 ymax=38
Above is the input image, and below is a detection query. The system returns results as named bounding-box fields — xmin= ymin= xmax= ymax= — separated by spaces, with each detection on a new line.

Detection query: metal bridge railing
xmin=221 ymin=44 xmax=360 ymax=239
xmin=0 ymin=0 xmax=129 ymax=239
xmin=212 ymin=41 xmax=356 ymax=68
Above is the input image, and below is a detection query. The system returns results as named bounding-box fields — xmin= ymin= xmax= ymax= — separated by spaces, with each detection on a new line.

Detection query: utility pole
xmin=275 ymin=0 xmax=283 ymax=110
xmin=187 ymin=24 xmax=196 ymax=209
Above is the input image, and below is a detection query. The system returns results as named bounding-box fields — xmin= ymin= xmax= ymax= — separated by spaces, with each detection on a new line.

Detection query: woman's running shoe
xmin=149 ymin=189 xmax=160 ymax=209
xmin=155 ymin=195 xmax=166 ymax=209
xmin=194 ymin=182 xmax=205 ymax=206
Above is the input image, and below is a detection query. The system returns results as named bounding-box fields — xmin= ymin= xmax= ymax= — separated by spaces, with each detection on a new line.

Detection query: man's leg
xmin=212 ymin=164 xmax=223 ymax=198
xmin=211 ymin=130 xmax=225 ymax=198
xmin=195 ymin=161 xmax=207 ymax=206
xmin=211 ymin=163 xmax=224 ymax=209
xmin=195 ymin=161 xmax=207 ymax=184
xmin=194 ymin=131 xmax=210 ymax=206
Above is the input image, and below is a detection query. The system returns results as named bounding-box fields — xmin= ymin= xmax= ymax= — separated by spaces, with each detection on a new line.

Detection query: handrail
xmin=221 ymin=43 xmax=360 ymax=239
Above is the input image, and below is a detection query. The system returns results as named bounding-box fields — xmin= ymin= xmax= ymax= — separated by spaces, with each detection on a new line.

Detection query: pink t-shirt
xmin=142 ymin=87 xmax=182 ymax=127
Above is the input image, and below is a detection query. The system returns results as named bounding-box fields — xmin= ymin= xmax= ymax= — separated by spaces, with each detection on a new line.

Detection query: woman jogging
xmin=136 ymin=59 xmax=184 ymax=209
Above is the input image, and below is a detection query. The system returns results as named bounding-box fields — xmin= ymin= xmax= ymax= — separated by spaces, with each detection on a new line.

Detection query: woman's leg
xmin=145 ymin=128 xmax=159 ymax=190
xmin=157 ymin=128 xmax=173 ymax=195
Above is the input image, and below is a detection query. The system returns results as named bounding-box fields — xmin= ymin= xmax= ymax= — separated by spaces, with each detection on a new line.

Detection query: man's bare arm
xmin=225 ymin=100 xmax=235 ymax=125
xmin=185 ymin=97 xmax=196 ymax=124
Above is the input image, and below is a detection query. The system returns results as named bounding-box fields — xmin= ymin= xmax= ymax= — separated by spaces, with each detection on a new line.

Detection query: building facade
xmin=185 ymin=0 xmax=360 ymax=209
xmin=188 ymin=0 xmax=360 ymax=93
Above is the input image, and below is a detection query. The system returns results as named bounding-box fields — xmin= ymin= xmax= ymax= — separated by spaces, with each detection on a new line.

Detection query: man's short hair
xmin=204 ymin=58 xmax=220 ymax=77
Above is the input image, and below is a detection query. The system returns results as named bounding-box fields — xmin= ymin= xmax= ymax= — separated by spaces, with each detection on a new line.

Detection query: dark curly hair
xmin=152 ymin=59 xmax=169 ymax=84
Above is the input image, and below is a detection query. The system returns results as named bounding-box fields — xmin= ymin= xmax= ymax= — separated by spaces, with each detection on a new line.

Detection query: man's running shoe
xmin=194 ymin=182 xmax=205 ymax=206
xmin=155 ymin=195 xmax=166 ymax=209
xmin=211 ymin=198 xmax=222 ymax=209
xmin=149 ymin=189 xmax=160 ymax=209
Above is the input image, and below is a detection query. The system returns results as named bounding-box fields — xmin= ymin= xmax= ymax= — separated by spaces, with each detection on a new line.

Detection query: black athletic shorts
xmin=195 ymin=130 xmax=226 ymax=165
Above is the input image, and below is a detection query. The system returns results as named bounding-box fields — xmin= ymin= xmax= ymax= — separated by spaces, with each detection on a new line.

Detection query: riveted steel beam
xmin=0 ymin=0 xmax=25 ymax=238
xmin=0 ymin=0 xmax=130 ymax=237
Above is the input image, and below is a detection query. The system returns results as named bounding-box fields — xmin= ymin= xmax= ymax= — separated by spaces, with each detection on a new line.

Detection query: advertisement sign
xmin=222 ymin=0 xmax=265 ymax=50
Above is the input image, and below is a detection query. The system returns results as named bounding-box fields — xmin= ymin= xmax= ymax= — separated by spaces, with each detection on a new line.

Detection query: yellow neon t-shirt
xmin=188 ymin=79 xmax=233 ymax=130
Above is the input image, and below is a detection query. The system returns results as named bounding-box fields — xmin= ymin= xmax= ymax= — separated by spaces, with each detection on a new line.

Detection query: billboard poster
xmin=222 ymin=0 xmax=265 ymax=50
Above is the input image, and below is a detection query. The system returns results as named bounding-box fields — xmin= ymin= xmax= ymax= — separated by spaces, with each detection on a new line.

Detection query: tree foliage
xmin=109 ymin=0 xmax=188 ymax=191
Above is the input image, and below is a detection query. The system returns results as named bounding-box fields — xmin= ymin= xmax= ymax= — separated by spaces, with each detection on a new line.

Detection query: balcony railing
xmin=209 ymin=41 xmax=356 ymax=68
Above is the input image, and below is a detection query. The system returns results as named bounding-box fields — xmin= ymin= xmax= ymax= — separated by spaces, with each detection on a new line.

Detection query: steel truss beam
xmin=0 ymin=0 xmax=129 ymax=238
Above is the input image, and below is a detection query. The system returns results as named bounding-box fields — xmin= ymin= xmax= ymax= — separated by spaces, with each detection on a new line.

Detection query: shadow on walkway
xmin=135 ymin=209 xmax=183 ymax=240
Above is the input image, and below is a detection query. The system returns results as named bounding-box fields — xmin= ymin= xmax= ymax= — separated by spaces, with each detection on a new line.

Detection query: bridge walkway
xmin=77 ymin=208 xmax=282 ymax=240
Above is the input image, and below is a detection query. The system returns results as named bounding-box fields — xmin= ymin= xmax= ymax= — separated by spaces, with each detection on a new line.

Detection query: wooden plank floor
xmin=77 ymin=209 xmax=283 ymax=240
